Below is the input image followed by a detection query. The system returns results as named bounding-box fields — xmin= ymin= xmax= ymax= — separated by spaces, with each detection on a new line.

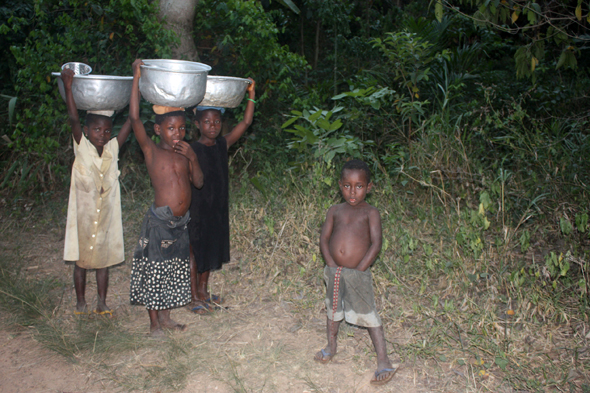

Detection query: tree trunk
xmin=158 ymin=0 xmax=199 ymax=61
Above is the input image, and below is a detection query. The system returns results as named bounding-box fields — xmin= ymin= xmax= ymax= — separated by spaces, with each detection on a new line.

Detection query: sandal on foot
xmin=205 ymin=294 xmax=223 ymax=304
xmin=370 ymin=367 xmax=397 ymax=386
xmin=314 ymin=348 xmax=333 ymax=364
xmin=189 ymin=301 xmax=212 ymax=315
xmin=93 ymin=309 xmax=114 ymax=317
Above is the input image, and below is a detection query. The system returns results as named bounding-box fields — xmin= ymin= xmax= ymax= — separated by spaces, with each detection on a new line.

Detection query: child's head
xmin=339 ymin=160 xmax=373 ymax=206
xmin=193 ymin=108 xmax=223 ymax=140
xmin=84 ymin=113 xmax=113 ymax=149
xmin=154 ymin=111 xmax=186 ymax=148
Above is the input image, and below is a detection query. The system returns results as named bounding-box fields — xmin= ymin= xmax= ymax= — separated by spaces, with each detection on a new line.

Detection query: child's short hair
xmin=85 ymin=113 xmax=113 ymax=127
xmin=341 ymin=159 xmax=371 ymax=183
xmin=155 ymin=110 xmax=186 ymax=125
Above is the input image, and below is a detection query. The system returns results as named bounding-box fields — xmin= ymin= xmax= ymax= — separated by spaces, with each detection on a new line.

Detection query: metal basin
xmin=139 ymin=59 xmax=211 ymax=108
xmin=198 ymin=76 xmax=252 ymax=108
xmin=52 ymin=73 xmax=133 ymax=111
xmin=61 ymin=62 xmax=92 ymax=75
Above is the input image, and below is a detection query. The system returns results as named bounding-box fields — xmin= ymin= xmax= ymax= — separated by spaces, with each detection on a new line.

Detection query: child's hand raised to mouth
xmin=173 ymin=140 xmax=197 ymax=160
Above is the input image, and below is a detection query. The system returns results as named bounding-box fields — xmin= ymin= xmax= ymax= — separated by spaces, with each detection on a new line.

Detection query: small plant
xmin=282 ymin=106 xmax=369 ymax=164
xmin=545 ymin=251 xmax=569 ymax=287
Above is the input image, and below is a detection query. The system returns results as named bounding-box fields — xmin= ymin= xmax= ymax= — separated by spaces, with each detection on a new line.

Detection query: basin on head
xmin=139 ymin=59 xmax=211 ymax=108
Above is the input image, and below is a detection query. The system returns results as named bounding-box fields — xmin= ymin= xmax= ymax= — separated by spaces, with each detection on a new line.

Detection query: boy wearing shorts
xmin=315 ymin=159 xmax=396 ymax=386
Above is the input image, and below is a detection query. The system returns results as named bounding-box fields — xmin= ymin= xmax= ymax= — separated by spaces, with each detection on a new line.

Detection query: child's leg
xmin=189 ymin=245 xmax=199 ymax=303
xmin=196 ymin=270 xmax=211 ymax=300
xmin=148 ymin=309 xmax=164 ymax=336
xmin=158 ymin=309 xmax=187 ymax=332
xmin=367 ymin=326 xmax=395 ymax=384
xmin=95 ymin=267 xmax=110 ymax=312
xmin=74 ymin=265 xmax=87 ymax=312
xmin=315 ymin=317 xmax=340 ymax=362
xmin=189 ymin=246 xmax=215 ymax=303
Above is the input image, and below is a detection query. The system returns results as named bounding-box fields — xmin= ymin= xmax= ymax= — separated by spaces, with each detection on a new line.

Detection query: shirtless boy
xmin=315 ymin=159 xmax=396 ymax=386
xmin=128 ymin=59 xmax=204 ymax=337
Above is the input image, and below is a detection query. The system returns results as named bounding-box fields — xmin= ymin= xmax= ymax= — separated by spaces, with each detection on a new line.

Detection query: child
xmin=128 ymin=59 xmax=204 ymax=337
xmin=315 ymin=159 xmax=396 ymax=386
xmin=62 ymin=68 xmax=132 ymax=316
xmin=187 ymin=79 xmax=256 ymax=314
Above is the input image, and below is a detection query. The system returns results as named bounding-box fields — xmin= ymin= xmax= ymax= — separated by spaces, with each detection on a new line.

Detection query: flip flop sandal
xmin=314 ymin=348 xmax=333 ymax=364
xmin=205 ymin=294 xmax=223 ymax=304
xmin=93 ymin=309 xmax=114 ymax=317
xmin=370 ymin=367 xmax=397 ymax=386
xmin=190 ymin=303 xmax=212 ymax=315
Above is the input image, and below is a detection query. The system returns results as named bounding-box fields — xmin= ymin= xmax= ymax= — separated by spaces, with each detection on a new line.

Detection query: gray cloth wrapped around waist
xmin=150 ymin=204 xmax=190 ymax=228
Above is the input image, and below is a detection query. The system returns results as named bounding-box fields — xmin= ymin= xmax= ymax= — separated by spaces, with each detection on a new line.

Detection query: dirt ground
xmin=0 ymin=204 xmax=490 ymax=393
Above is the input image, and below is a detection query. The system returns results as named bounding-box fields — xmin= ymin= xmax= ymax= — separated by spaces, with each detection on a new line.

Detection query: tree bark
xmin=158 ymin=0 xmax=200 ymax=61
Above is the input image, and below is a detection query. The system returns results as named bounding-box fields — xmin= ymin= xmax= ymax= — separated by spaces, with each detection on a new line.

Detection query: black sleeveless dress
xmin=188 ymin=136 xmax=230 ymax=272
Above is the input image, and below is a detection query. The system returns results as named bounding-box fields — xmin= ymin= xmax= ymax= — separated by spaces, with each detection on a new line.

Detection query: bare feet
xmin=150 ymin=327 xmax=166 ymax=339
xmin=314 ymin=348 xmax=333 ymax=364
xmin=158 ymin=312 xmax=187 ymax=332
xmin=160 ymin=319 xmax=187 ymax=332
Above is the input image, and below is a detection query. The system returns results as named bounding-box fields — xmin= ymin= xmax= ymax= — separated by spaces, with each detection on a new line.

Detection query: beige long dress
xmin=63 ymin=134 xmax=124 ymax=269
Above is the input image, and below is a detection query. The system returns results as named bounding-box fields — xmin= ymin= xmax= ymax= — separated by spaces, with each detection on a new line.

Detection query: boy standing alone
xmin=315 ymin=159 xmax=396 ymax=386
xmin=128 ymin=59 xmax=204 ymax=337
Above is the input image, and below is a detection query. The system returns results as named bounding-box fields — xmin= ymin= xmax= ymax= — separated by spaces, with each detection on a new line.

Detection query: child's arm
xmin=116 ymin=118 xmax=132 ymax=148
xmin=129 ymin=59 xmax=156 ymax=161
xmin=319 ymin=206 xmax=339 ymax=268
xmin=173 ymin=141 xmax=204 ymax=188
xmin=224 ymin=78 xmax=256 ymax=148
xmin=61 ymin=69 xmax=83 ymax=144
xmin=355 ymin=208 xmax=383 ymax=272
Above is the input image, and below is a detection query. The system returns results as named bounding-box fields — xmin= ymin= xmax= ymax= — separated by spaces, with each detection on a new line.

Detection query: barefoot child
xmin=62 ymin=68 xmax=132 ymax=316
xmin=128 ymin=59 xmax=204 ymax=336
xmin=315 ymin=159 xmax=396 ymax=386
xmin=187 ymin=79 xmax=256 ymax=314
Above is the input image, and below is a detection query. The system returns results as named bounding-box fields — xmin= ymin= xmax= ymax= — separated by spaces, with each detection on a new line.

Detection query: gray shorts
xmin=324 ymin=266 xmax=382 ymax=328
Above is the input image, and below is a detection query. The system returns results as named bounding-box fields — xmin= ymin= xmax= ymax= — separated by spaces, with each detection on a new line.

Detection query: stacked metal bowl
xmin=139 ymin=59 xmax=211 ymax=108
xmin=52 ymin=62 xmax=133 ymax=111
xmin=199 ymin=76 xmax=252 ymax=108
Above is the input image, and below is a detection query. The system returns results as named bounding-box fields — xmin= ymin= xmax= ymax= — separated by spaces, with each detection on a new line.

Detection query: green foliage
xmin=194 ymin=0 xmax=308 ymax=107
xmin=372 ymin=28 xmax=450 ymax=139
xmin=282 ymin=106 xmax=368 ymax=164
xmin=0 ymin=0 xmax=177 ymax=192
xmin=439 ymin=0 xmax=589 ymax=78
xmin=545 ymin=251 xmax=570 ymax=283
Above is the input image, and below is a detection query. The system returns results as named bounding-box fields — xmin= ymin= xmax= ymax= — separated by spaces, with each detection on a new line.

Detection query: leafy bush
xmin=193 ymin=0 xmax=308 ymax=110
xmin=0 ymin=0 xmax=177 ymax=194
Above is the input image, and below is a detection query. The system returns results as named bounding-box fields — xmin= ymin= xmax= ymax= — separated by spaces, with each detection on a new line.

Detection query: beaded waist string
xmin=332 ymin=266 xmax=343 ymax=318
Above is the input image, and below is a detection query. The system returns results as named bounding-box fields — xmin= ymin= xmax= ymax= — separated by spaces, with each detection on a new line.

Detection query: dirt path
xmin=0 ymin=205 xmax=463 ymax=393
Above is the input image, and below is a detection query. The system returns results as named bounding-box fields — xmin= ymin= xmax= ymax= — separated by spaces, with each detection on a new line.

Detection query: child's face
xmin=84 ymin=117 xmax=112 ymax=149
xmin=154 ymin=115 xmax=186 ymax=149
xmin=339 ymin=169 xmax=372 ymax=207
xmin=195 ymin=110 xmax=222 ymax=140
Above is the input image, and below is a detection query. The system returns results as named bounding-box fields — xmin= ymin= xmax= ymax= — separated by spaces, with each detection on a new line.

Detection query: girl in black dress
xmin=188 ymin=79 xmax=256 ymax=314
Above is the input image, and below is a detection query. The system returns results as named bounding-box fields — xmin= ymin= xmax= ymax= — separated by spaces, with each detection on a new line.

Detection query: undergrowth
xmin=0 ymin=127 xmax=588 ymax=391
